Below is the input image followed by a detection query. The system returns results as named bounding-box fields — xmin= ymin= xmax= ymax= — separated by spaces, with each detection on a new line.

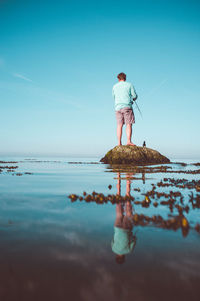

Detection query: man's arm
xmin=112 ymin=87 xmax=115 ymax=99
xmin=130 ymin=84 xmax=137 ymax=102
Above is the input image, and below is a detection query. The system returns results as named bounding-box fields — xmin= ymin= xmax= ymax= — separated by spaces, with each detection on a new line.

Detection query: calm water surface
xmin=0 ymin=157 xmax=200 ymax=301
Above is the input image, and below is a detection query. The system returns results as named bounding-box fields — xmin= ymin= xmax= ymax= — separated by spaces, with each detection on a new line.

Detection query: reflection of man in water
xmin=111 ymin=173 xmax=137 ymax=264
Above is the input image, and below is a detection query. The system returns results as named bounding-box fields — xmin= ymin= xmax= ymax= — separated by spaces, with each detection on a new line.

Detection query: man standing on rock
xmin=112 ymin=72 xmax=137 ymax=146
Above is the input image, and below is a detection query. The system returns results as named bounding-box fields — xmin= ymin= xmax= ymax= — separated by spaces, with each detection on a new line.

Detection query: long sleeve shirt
xmin=112 ymin=81 xmax=137 ymax=111
xmin=111 ymin=226 xmax=135 ymax=255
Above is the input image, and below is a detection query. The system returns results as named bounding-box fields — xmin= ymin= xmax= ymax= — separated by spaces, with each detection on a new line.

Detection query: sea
xmin=0 ymin=156 xmax=200 ymax=301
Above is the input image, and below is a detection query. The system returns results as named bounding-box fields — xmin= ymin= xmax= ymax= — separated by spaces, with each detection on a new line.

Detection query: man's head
xmin=115 ymin=254 xmax=125 ymax=264
xmin=117 ymin=72 xmax=126 ymax=81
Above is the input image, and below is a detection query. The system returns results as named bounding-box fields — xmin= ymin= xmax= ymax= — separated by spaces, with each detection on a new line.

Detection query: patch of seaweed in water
xmin=68 ymin=178 xmax=200 ymax=237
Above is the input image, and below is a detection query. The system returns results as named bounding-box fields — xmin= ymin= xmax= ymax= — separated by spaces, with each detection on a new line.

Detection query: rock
xmin=100 ymin=145 xmax=170 ymax=165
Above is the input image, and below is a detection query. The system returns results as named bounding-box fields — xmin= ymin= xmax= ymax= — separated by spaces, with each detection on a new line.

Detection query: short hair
xmin=115 ymin=254 xmax=125 ymax=264
xmin=117 ymin=72 xmax=126 ymax=81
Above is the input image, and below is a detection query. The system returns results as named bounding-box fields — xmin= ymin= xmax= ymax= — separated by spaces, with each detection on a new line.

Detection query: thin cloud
xmin=12 ymin=72 xmax=33 ymax=83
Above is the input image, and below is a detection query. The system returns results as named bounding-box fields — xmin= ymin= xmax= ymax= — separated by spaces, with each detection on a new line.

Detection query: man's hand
xmin=133 ymin=95 xmax=137 ymax=102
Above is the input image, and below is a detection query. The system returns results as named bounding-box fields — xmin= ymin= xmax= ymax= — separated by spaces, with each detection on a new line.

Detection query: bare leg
xmin=125 ymin=201 xmax=133 ymax=218
xmin=126 ymin=177 xmax=131 ymax=197
xmin=117 ymin=172 xmax=121 ymax=195
xmin=115 ymin=172 xmax=124 ymax=225
xmin=117 ymin=124 xmax=123 ymax=146
xmin=114 ymin=200 xmax=124 ymax=228
xmin=126 ymin=124 xmax=135 ymax=146
xmin=125 ymin=175 xmax=133 ymax=217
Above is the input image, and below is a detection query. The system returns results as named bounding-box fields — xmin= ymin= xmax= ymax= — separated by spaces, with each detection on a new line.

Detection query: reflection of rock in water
xmin=106 ymin=164 xmax=200 ymax=175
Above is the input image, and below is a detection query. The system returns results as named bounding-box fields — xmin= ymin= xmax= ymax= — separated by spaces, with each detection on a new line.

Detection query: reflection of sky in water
xmin=0 ymin=158 xmax=200 ymax=300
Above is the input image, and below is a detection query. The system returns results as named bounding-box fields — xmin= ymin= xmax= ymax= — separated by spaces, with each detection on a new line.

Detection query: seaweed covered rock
xmin=100 ymin=145 xmax=170 ymax=165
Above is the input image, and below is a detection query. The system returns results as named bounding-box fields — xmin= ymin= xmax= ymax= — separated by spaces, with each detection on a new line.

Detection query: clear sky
xmin=0 ymin=0 xmax=200 ymax=159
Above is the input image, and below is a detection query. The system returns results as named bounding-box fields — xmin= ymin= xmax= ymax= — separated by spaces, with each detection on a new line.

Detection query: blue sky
xmin=0 ymin=0 xmax=200 ymax=159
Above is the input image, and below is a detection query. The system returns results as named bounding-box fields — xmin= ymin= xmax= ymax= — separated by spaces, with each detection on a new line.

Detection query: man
xmin=112 ymin=72 xmax=137 ymax=146
xmin=111 ymin=173 xmax=137 ymax=264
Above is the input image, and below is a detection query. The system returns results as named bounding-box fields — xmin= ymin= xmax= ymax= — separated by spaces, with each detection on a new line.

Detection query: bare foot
xmin=127 ymin=142 xmax=135 ymax=146
xmin=118 ymin=143 xmax=122 ymax=146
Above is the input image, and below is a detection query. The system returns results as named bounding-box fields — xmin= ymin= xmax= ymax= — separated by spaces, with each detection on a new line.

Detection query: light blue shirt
xmin=112 ymin=81 xmax=137 ymax=111
xmin=111 ymin=226 xmax=135 ymax=255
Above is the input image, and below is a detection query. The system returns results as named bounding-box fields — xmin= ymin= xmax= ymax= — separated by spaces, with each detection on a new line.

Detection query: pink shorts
xmin=115 ymin=107 xmax=135 ymax=125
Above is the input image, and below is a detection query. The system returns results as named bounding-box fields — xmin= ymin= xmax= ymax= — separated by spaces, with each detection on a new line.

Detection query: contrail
xmin=12 ymin=72 xmax=33 ymax=83
xmin=133 ymin=79 xmax=167 ymax=119
xmin=144 ymin=79 xmax=168 ymax=97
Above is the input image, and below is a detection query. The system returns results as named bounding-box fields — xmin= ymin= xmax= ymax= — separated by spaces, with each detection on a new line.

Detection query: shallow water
xmin=0 ymin=157 xmax=200 ymax=301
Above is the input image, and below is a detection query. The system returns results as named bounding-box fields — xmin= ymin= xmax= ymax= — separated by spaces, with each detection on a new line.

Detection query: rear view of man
xmin=112 ymin=72 xmax=137 ymax=146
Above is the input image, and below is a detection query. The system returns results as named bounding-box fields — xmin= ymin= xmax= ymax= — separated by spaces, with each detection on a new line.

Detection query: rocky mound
xmin=100 ymin=145 xmax=170 ymax=165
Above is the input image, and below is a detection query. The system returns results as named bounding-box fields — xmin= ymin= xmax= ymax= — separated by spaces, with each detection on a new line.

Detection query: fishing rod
xmin=133 ymin=99 xmax=146 ymax=148
xmin=134 ymin=100 xmax=143 ymax=118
